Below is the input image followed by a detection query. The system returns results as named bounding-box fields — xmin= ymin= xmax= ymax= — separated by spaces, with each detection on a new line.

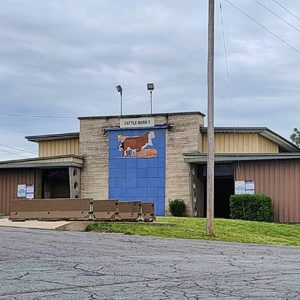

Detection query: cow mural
xmin=118 ymin=131 xmax=158 ymax=158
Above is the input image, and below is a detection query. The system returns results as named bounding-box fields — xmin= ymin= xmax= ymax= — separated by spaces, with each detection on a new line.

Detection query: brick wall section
xmin=165 ymin=114 xmax=203 ymax=215
xmin=79 ymin=112 xmax=204 ymax=216
xmin=80 ymin=117 xmax=119 ymax=200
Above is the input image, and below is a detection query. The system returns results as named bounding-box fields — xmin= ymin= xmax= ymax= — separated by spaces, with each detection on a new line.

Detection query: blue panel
xmin=108 ymin=128 xmax=166 ymax=215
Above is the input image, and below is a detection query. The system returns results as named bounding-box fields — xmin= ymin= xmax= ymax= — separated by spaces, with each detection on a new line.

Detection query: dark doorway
xmin=214 ymin=176 xmax=234 ymax=218
xmin=203 ymin=176 xmax=234 ymax=218
xmin=42 ymin=168 xmax=70 ymax=198
xmin=201 ymin=164 xmax=234 ymax=219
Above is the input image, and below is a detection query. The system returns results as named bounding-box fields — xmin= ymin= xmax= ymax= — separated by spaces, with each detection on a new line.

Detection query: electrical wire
xmin=0 ymin=147 xmax=27 ymax=158
xmin=0 ymin=143 xmax=36 ymax=155
xmin=219 ymin=0 xmax=235 ymax=129
xmin=253 ymin=0 xmax=300 ymax=34
xmin=219 ymin=0 xmax=240 ymax=173
xmin=0 ymin=113 xmax=75 ymax=119
xmin=271 ymin=0 xmax=300 ymax=21
xmin=224 ymin=0 xmax=300 ymax=54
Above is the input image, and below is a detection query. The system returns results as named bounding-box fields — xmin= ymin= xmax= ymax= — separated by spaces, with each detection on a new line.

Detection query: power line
xmin=253 ymin=0 xmax=300 ymax=34
xmin=0 ymin=143 xmax=36 ymax=155
xmin=271 ymin=0 xmax=300 ymax=21
xmin=219 ymin=0 xmax=235 ymax=128
xmin=219 ymin=0 xmax=240 ymax=172
xmin=224 ymin=0 xmax=300 ymax=55
xmin=0 ymin=148 xmax=27 ymax=158
xmin=0 ymin=113 xmax=75 ymax=119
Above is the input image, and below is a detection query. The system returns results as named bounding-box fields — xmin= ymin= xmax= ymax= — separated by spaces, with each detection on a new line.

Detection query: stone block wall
xmin=79 ymin=112 xmax=204 ymax=216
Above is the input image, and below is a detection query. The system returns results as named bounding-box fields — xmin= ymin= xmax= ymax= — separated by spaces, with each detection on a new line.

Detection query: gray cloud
xmin=0 ymin=0 xmax=299 ymax=159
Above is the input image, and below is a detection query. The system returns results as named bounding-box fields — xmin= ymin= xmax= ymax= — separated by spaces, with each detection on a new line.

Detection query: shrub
xmin=230 ymin=194 xmax=272 ymax=222
xmin=169 ymin=199 xmax=186 ymax=217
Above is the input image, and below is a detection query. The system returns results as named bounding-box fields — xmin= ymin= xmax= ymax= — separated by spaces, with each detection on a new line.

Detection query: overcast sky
xmin=0 ymin=0 xmax=299 ymax=159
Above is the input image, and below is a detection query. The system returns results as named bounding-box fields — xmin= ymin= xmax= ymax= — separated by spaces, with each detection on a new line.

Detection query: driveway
xmin=0 ymin=227 xmax=299 ymax=299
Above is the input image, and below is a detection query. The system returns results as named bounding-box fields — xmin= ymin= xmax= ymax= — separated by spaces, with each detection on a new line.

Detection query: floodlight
xmin=116 ymin=85 xmax=123 ymax=94
xmin=147 ymin=83 xmax=154 ymax=91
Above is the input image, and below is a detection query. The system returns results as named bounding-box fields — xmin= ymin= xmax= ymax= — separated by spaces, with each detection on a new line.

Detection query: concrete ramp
xmin=0 ymin=217 xmax=71 ymax=230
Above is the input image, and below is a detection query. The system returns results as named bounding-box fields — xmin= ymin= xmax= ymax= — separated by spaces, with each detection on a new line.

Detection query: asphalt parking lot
xmin=0 ymin=227 xmax=299 ymax=299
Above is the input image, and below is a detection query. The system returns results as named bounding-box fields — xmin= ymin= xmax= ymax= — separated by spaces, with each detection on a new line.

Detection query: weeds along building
xmin=0 ymin=111 xmax=300 ymax=223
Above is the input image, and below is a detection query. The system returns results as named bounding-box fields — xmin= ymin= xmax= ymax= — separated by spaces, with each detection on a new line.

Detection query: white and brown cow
xmin=118 ymin=131 xmax=155 ymax=157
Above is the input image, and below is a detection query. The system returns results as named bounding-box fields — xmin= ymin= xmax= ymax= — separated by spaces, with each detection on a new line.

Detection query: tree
xmin=291 ymin=128 xmax=300 ymax=147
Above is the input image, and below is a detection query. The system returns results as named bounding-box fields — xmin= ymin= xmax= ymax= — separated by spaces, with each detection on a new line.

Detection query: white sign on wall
xmin=26 ymin=185 xmax=34 ymax=199
xmin=245 ymin=180 xmax=255 ymax=194
xmin=120 ymin=117 xmax=155 ymax=128
xmin=235 ymin=181 xmax=246 ymax=194
xmin=235 ymin=180 xmax=255 ymax=195
xmin=17 ymin=184 xmax=27 ymax=198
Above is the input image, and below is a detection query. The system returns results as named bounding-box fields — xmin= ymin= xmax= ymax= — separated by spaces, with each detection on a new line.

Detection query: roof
xmin=78 ymin=111 xmax=205 ymax=120
xmin=26 ymin=132 xmax=79 ymax=143
xmin=183 ymin=152 xmax=300 ymax=164
xmin=0 ymin=155 xmax=84 ymax=169
xmin=200 ymin=127 xmax=300 ymax=152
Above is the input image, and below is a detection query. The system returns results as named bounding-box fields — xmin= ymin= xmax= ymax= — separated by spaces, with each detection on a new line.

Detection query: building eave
xmin=0 ymin=155 xmax=84 ymax=169
xmin=26 ymin=132 xmax=79 ymax=143
xmin=183 ymin=152 xmax=300 ymax=164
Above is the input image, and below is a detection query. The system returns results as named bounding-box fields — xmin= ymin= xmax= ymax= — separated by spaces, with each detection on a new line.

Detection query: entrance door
xmin=201 ymin=164 xmax=235 ymax=219
xmin=214 ymin=176 xmax=234 ymax=218
xmin=203 ymin=176 xmax=234 ymax=218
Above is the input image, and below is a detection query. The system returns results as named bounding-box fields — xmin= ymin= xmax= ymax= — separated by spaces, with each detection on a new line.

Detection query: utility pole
xmin=206 ymin=0 xmax=215 ymax=236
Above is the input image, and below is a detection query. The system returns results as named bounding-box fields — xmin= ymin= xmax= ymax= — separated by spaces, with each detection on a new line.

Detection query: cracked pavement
xmin=0 ymin=228 xmax=299 ymax=299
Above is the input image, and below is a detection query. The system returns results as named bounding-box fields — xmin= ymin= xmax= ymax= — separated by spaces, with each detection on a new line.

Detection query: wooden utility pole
xmin=206 ymin=0 xmax=215 ymax=236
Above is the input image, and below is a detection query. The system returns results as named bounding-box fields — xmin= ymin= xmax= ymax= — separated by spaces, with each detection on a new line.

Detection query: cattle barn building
xmin=0 ymin=111 xmax=300 ymax=223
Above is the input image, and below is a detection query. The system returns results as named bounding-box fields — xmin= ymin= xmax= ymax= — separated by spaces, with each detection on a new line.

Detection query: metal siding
xmin=0 ymin=169 xmax=35 ymax=215
xmin=202 ymin=133 xmax=279 ymax=153
xmin=38 ymin=139 xmax=79 ymax=157
xmin=235 ymin=160 xmax=300 ymax=223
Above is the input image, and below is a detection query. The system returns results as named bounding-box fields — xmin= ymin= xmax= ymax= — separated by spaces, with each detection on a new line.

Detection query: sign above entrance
xmin=120 ymin=117 xmax=155 ymax=128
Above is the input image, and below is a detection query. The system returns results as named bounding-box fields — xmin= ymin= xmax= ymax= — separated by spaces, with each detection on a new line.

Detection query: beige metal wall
xmin=39 ymin=138 xmax=79 ymax=157
xmin=235 ymin=160 xmax=300 ymax=223
xmin=0 ymin=169 xmax=35 ymax=215
xmin=202 ymin=133 xmax=279 ymax=153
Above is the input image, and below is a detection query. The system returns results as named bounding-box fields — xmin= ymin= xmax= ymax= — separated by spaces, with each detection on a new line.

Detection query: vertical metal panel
xmin=202 ymin=133 xmax=279 ymax=153
xmin=235 ymin=160 xmax=300 ymax=223
xmin=38 ymin=138 xmax=79 ymax=157
xmin=0 ymin=169 xmax=35 ymax=215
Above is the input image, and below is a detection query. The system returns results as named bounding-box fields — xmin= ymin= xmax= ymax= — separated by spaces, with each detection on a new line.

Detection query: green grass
xmin=86 ymin=217 xmax=300 ymax=246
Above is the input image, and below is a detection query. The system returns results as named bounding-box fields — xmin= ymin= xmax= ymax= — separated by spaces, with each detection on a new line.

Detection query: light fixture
xmin=147 ymin=83 xmax=154 ymax=114
xmin=147 ymin=83 xmax=154 ymax=91
xmin=116 ymin=85 xmax=123 ymax=116
xmin=116 ymin=85 xmax=123 ymax=94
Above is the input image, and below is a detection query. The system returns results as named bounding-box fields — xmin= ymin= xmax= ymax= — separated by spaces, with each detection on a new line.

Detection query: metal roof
xmin=183 ymin=152 xmax=300 ymax=164
xmin=200 ymin=127 xmax=299 ymax=152
xmin=0 ymin=155 xmax=84 ymax=169
xmin=26 ymin=132 xmax=79 ymax=142
xmin=78 ymin=111 xmax=205 ymax=120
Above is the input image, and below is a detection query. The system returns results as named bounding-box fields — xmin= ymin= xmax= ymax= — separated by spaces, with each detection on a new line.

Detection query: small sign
xmin=245 ymin=180 xmax=255 ymax=194
xmin=120 ymin=117 xmax=155 ymax=128
xmin=17 ymin=184 xmax=27 ymax=198
xmin=235 ymin=181 xmax=246 ymax=194
xmin=26 ymin=185 xmax=34 ymax=199
xmin=245 ymin=189 xmax=255 ymax=195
